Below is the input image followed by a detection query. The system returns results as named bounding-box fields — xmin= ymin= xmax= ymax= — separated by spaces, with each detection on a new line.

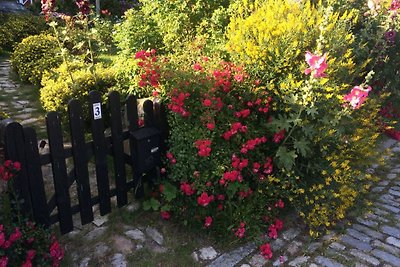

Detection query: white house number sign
xmin=92 ymin=103 xmax=102 ymax=120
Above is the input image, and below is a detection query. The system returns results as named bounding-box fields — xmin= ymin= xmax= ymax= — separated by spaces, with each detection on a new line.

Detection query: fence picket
xmin=1 ymin=120 xmax=33 ymax=216
xmin=68 ymin=99 xmax=94 ymax=225
xmin=126 ymin=95 xmax=139 ymax=131
xmin=143 ymin=100 xmax=154 ymax=127
xmin=46 ymin=112 xmax=73 ymax=234
xmin=89 ymin=91 xmax=111 ymax=215
xmin=23 ymin=127 xmax=50 ymax=226
xmin=108 ymin=91 xmax=128 ymax=207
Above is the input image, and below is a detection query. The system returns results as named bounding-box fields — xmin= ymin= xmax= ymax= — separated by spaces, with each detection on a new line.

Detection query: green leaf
xmin=143 ymin=198 xmax=160 ymax=211
xmin=276 ymin=147 xmax=297 ymax=170
xmin=306 ymin=107 xmax=318 ymax=118
xmin=294 ymin=138 xmax=310 ymax=157
xmin=226 ymin=182 xmax=241 ymax=198
xmin=162 ymin=181 xmax=177 ymax=201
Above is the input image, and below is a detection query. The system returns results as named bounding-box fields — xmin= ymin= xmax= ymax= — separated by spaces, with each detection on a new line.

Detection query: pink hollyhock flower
xmin=204 ymin=216 xmax=213 ymax=228
xmin=304 ymin=51 xmax=328 ymax=78
xmin=343 ymin=85 xmax=372 ymax=109
xmin=385 ymin=29 xmax=396 ymax=43
xmin=160 ymin=211 xmax=171 ymax=220
xmin=260 ymin=243 xmax=273 ymax=259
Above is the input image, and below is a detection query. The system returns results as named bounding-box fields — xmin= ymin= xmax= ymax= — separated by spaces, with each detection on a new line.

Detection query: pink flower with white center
xmin=343 ymin=85 xmax=372 ymax=109
xmin=304 ymin=51 xmax=328 ymax=78
xmin=385 ymin=29 xmax=396 ymax=43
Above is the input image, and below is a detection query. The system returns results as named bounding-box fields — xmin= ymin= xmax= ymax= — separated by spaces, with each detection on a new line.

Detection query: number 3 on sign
xmin=93 ymin=103 xmax=102 ymax=120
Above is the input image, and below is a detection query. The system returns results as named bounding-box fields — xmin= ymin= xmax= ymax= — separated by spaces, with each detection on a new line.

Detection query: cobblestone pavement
xmin=0 ymin=59 xmax=46 ymax=134
xmin=2 ymin=57 xmax=400 ymax=266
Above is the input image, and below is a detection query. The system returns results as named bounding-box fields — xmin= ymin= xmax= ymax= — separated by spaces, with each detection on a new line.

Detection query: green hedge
xmin=0 ymin=13 xmax=48 ymax=54
xmin=11 ymin=34 xmax=61 ymax=85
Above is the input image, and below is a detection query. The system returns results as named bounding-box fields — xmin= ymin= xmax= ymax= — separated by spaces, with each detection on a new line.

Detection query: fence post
xmin=0 ymin=119 xmax=33 ymax=217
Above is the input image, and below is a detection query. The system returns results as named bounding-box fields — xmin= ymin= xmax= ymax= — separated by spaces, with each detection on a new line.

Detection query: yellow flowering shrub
xmin=227 ymin=0 xmax=383 ymax=234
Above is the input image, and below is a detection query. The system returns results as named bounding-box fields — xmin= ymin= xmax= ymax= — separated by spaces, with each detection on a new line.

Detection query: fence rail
xmin=0 ymin=91 xmax=167 ymax=234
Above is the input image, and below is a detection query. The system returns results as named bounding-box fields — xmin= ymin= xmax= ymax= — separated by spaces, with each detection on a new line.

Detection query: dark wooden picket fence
xmin=0 ymin=91 xmax=167 ymax=234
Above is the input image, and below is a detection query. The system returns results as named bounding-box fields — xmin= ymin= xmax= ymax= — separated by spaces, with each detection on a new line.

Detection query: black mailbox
xmin=130 ymin=126 xmax=162 ymax=173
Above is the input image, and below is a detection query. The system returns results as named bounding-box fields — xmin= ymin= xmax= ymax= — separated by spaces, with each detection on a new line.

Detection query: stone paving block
xmin=352 ymin=223 xmax=385 ymax=240
xmin=387 ymin=173 xmax=397 ymax=179
xmin=372 ymin=240 xmax=400 ymax=256
xmin=391 ymin=168 xmax=400 ymax=174
xmin=379 ymin=198 xmax=400 ymax=208
xmin=389 ymin=189 xmax=400 ymax=197
xmin=372 ymin=186 xmax=386 ymax=193
xmin=349 ymin=249 xmax=380 ymax=266
xmin=376 ymin=203 xmax=400 ymax=213
xmin=329 ymin=242 xmax=346 ymax=251
xmin=386 ymin=236 xmax=400 ymax=248
xmin=381 ymin=226 xmax=400 ymax=238
xmin=20 ymin=118 xmax=39 ymax=125
xmin=314 ymin=256 xmax=344 ymax=267
xmin=287 ymin=241 xmax=302 ymax=255
xmin=248 ymin=254 xmax=267 ymax=267
xmin=378 ymin=181 xmax=390 ymax=186
xmin=207 ymin=243 xmax=256 ymax=267
xmin=347 ymin=228 xmax=372 ymax=243
xmin=340 ymin=234 xmax=373 ymax=252
xmin=307 ymin=242 xmax=322 ymax=253
xmin=381 ymin=139 xmax=397 ymax=149
xmin=272 ymin=255 xmax=287 ymax=266
xmin=288 ymin=256 xmax=310 ymax=267
xmin=270 ymin=238 xmax=285 ymax=250
xmin=371 ymin=249 xmax=400 ymax=266
xmin=282 ymin=228 xmax=301 ymax=241
xmin=356 ymin=218 xmax=379 ymax=228
xmin=366 ymin=213 xmax=390 ymax=223
xmin=373 ymin=208 xmax=390 ymax=216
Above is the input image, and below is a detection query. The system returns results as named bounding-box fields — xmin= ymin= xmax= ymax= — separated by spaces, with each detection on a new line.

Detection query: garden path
xmin=1 ymin=58 xmax=400 ymax=266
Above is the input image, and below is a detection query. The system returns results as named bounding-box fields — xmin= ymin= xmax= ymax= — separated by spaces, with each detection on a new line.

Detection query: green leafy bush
xmin=136 ymin=51 xmax=290 ymax=244
xmin=113 ymin=0 xmax=230 ymax=56
xmin=40 ymin=62 xmax=117 ymax=117
xmin=113 ymin=8 xmax=164 ymax=56
xmin=0 ymin=13 xmax=48 ymax=53
xmin=11 ymin=34 xmax=61 ymax=85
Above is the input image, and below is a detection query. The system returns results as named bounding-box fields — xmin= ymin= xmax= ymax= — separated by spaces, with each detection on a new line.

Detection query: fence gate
xmin=0 ymin=91 xmax=167 ymax=234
